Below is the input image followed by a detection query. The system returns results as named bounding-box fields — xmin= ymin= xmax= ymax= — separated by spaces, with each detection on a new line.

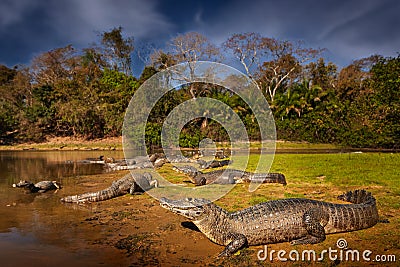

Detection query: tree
xmin=223 ymin=32 xmax=265 ymax=78
xmin=100 ymin=26 xmax=134 ymax=76
xmin=0 ymin=65 xmax=17 ymax=84
xmin=306 ymin=58 xmax=337 ymax=90
xmin=368 ymin=56 xmax=400 ymax=147
xmin=30 ymin=45 xmax=76 ymax=87
xmin=0 ymin=65 xmax=18 ymax=139
xmin=98 ymin=68 xmax=139 ymax=136
xmin=138 ymin=66 xmax=158 ymax=84
xmin=224 ymin=32 xmax=321 ymax=102
xmin=150 ymin=32 xmax=221 ymax=99
xmin=336 ymin=55 xmax=381 ymax=101
xmin=257 ymin=39 xmax=321 ymax=102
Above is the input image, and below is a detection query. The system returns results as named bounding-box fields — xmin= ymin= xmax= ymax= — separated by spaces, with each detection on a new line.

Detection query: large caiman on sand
xmin=160 ymin=189 xmax=379 ymax=257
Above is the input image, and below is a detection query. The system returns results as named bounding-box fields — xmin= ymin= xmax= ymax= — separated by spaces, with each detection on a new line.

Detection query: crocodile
xmin=88 ymin=153 xmax=230 ymax=171
xmin=160 ymin=189 xmax=379 ymax=257
xmin=13 ymin=180 xmax=61 ymax=193
xmin=103 ymin=153 xmax=193 ymax=171
xmin=60 ymin=172 xmax=158 ymax=203
xmin=197 ymin=159 xmax=231 ymax=169
xmin=172 ymin=165 xmax=286 ymax=186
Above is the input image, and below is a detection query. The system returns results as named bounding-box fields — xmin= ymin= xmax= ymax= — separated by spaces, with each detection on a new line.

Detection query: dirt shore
xmin=59 ymin=171 xmax=233 ymax=266
xmin=0 ymin=136 xmax=123 ymax=151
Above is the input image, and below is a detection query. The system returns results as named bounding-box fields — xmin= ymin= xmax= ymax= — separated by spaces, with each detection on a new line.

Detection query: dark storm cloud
xmin=319 ymin=0 xmax=400 ymax=60
xmin=0 ymin=0 xmax=399 ymax=69
xmin=190 ymin=0 xmax=398 ymax=65
xmin=0 ymin=0 xmax=173 ymax=66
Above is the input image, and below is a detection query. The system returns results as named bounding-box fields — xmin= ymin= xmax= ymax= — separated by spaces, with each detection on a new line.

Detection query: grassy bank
xmin=1 ymin=137 xmax=343 ymax=151
xmin=0 ymin=137 xmax=123 ymax=151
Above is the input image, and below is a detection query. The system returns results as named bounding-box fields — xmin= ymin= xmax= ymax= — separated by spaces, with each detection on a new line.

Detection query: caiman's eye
xmin=195 ymin=211 xmax=203 ymax=216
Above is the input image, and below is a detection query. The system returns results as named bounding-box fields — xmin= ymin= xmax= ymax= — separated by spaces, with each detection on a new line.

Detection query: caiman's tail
xmin=60 ymin=188 xmax=119 ymax=203
xmin=60 ymin=195 xmax=77 ymax=203
xmin=60 ymin=192 xmax=99 ymax=203
xmin=337 ymin=189 xmax=376 ymax=205
xmin=327 ymin=189 xmax=379 ymax=233
xmin=246 ymin=173 xmax=287 ymax=186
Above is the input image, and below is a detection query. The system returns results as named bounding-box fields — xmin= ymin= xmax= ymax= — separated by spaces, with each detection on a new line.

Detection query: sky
xmin=1 ymin=0 xmax=399 ymax=76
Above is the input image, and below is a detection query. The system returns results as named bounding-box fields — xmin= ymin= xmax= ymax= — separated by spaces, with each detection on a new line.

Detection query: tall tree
xmin=0 ymin=65 xmax=19 ymax=139
xmin=368 ymin=56 xmax=400 ymax=147
xmin=150 ymin=32 xmax=221 ymax=99
xmin=257 ymin=39 xmax=321 ymax=102
xmin=306 ymin=58 xmax=337 ymax=90
xmin=336 ymin=55 xmax=381 ymax=101
xmin=224 ymin=32 xmax=321 ymax=102
xmin=223 ymin=32 xmax=264 ymax=78
xmin=30 ymin=45 xmax=76 ymax=87
xmin=100 ymin=26 xmax=134 ymax=75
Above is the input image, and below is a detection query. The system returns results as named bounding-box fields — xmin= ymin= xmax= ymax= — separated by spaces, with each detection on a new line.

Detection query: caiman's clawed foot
xmin=217 ymin=234 xmax=247 ymax=257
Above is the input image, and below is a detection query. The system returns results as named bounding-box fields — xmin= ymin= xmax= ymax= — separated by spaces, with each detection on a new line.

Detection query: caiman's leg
xmin=149 ymin=179 xmax=158 ymax=188
xmin=129 ymin=182 xmax=141 ymax=194
xmin=291 ymin=208 xmax=329 ymax=245
xmin=218 ymin=234 xmax=248 ymax=257
xmin=194 ymin=176 xmax=207 ymax=186
xmin=227 ymin=173 xmax=236 ymax=184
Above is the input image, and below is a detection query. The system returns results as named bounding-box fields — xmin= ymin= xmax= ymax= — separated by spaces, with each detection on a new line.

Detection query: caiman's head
xmin=160 ymin=197 xmax=211 ymax=220
xmin=12 ymin=180 xmax=33 ymax=188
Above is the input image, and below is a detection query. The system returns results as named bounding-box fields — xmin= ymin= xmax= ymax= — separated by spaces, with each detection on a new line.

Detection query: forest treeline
xmin=0 ymin=28 xmax=399 ymax=148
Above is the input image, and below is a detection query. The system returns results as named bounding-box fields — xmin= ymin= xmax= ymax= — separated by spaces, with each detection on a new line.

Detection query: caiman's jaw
xmin=13 ymin=180 xmax=31 ymax=188
xmin=160 ymin=197 xmax=211 ymax=220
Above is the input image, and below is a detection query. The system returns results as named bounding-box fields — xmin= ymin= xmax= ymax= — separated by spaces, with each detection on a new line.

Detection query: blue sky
xmin=1 ymin=0 xmax=399 ymax=76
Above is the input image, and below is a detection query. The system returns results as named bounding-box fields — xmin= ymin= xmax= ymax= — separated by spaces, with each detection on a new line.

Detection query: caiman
xmin=13 ymin=180 xmax=60 ymax=193
xmin=197 ymin=159 xmax=231 ymax=169
xmin=160 ymin=189 xmax=379 ymax=256
xmin=172 ymin=165 xmax=286 ymax=186
xmin=61 ymin=172 xmax=158 ymax=203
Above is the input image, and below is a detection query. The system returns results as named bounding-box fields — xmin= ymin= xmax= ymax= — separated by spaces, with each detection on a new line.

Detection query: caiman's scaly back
xmin=61 ymin=173 xmax=157 ymax=203
xmin=160 ymin=190 xmax=379 ymax=257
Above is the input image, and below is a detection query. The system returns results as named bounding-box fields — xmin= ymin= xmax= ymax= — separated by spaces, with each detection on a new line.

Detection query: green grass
xmin=216 ymin=141 xmax=341 ymax=150
xmin=271 ymin=153 xmax=399 ymax=192
xmin=160 ymin=152 xmax=399 ymax=210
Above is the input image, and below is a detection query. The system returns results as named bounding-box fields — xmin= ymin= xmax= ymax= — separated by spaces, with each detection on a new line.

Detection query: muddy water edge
xmin=0 ymin=151 xmax=131 ymax=267
xmin=0 ymin=150 xmax=225 ymax=266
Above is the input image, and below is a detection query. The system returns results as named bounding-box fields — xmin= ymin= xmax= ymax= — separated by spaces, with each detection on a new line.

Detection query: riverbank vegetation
xmin=0 ymin=28 xmax=398 ymax=148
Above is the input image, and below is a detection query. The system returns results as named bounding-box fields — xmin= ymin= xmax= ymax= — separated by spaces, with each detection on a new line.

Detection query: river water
xmin=0 ymin=150 xmax=128 ymax=267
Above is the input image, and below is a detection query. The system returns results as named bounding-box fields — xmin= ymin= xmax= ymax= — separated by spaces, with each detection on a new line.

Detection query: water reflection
xmin=0 ymin=150 xmax=127 ymax=267
xmin=0 ymin=151 xmax=124 ymax=185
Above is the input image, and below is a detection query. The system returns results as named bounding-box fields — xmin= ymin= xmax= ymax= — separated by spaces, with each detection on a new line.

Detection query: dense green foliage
xmin=0 ymin=29 xmax=398 ymax=148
